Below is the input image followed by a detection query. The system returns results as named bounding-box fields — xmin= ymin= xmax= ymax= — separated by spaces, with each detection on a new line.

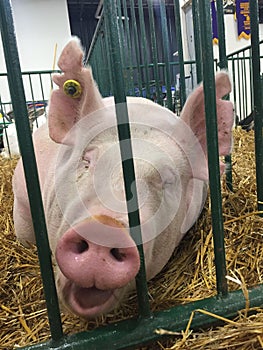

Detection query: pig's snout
xmin=55 ymin=216 xmax=140 ymax=291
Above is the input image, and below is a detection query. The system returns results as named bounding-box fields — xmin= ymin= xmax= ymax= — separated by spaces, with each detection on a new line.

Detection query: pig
xmin=13 ymin=38 xmax=233 ymax=319
xmin=1 ymin=109 xmax=47 ymax=158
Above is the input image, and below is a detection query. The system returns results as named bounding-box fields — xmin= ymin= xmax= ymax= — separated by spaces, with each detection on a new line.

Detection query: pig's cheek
xmin=141 ymin=240 xmax=154 ymax=263
xmin=137 ymin=186 xmax=166 ymax=244
xmin=139 ymin=239 xmax=158 ymax=281
xmin=54 ymin=266 xmax=63 ymax=300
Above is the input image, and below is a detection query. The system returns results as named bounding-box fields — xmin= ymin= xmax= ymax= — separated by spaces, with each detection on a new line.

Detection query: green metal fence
xmin=86 ymin=0 xmax=204 ymax=113
xmin=227 ymin=39 xmax=263 ymax=123
xmin=0 ymin=70 xmax=58 ymax=157
xmin=0 ymin=70 xmax=56 ymax=113
xmin=0 ymin=0 xmax=263 ymax=349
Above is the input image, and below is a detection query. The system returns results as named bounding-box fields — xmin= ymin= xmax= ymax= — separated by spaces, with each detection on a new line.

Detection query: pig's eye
xmin=82 ymin=156 xmax=91 ymax=169
xmin=80 ymin=148 xmax=97 ymax=170
xmin=162 ymin=167 xmax=179 ymax=187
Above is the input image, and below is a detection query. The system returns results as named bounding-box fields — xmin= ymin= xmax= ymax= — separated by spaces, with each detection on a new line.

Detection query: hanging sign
xmin=211 ymin=0 xmax=218 ymax=44
xmin=236 ymin=0 xmax=250 ymax=39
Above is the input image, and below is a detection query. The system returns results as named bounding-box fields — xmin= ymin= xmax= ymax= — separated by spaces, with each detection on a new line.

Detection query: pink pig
xmin=13 ymin=38 xmax=233 ymax=319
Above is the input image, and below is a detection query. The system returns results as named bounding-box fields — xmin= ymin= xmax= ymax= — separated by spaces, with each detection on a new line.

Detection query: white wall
xmin=179 ymin=0 xmax=263 ymax=60
xmin=213 ymin=14 xmax=263 ymax=61
xmin=179 ymin=0 xmax=262 ymax=119
xmin=0 ymin=0 xmax=71 ymax=108
xmin=1 ymin=0 xmax=71 ymax=71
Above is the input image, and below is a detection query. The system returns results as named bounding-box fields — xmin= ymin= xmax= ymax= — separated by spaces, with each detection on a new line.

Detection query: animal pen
xmin=0 ymin=0 xmax=263 ymax=349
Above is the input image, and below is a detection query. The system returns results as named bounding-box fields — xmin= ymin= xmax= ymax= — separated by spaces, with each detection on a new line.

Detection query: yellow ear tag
xmin=63 ymin=80 xmax=82 ymax=98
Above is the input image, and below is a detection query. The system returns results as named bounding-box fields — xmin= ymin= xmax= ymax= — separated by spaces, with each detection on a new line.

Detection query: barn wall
xmin=0 ymin=0 xmax=71 ymax=107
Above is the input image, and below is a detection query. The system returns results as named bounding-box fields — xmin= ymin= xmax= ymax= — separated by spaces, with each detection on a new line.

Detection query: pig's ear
xmin=48 ymin=38 xmax=104 ymax=143
xmin=180 ymin=71 xmax=234 ymax=181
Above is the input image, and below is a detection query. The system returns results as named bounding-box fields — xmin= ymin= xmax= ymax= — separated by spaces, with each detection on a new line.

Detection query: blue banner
xmin=211 ymin=0 xmax=218 ymax=44
xmin=236 ymin=0 xmax=250 ymax=39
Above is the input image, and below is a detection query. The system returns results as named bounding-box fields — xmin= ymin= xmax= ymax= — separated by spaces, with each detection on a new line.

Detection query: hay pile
xmin=0 ymin=128 xmax=262 ymax=350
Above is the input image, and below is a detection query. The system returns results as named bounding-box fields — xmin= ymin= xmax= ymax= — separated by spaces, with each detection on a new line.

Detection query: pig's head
xmin=47 ymin=38 xmax=233 ymax=318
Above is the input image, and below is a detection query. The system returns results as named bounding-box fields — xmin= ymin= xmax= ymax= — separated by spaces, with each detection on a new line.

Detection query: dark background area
xmin=66 ymin=0 xmax=178 ymax=59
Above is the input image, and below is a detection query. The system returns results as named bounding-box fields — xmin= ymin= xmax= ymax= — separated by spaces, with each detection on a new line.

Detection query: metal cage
xmin=0 ymin=0 xmax=262 ymax=349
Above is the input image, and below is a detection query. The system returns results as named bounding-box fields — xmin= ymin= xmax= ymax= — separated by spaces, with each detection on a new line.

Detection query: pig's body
xmin=13 ymin=38 xmax=233 ymax=318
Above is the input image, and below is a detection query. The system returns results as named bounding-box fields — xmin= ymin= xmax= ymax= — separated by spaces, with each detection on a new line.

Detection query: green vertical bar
xmin=116 ymin=0 xmax=127 ymax=91
xmin=249 ymin=47 xmax=254 ymax=121
xmin=104 ymin=0 xmax=151 ymax=318
xmin=237 ymin=54 xmax=244 ymax=119
xmin=249 ymin=0 xmax=263 ymax=215
xmin=147 ymin=0 xmax=162 ymax=104
xmin=241 ymin=51 xmax=247 ymax=117
xmin=101 ymin=32 xmax=112 ymax=97
xmin=216 ymin=0 xmax=227 ymax=70
xmin=49 ymin=72 xmax=54 ymax=91
xmin=231 ymin=57 xmax=238 ymax=125
xmin=116 ymin=0 xmax=124 ymax=50
xmin=0 ymin=0 xmax=63 ymax=342
xmin=103 ymin=16 xmax=114 ymax=96
xmin=216 ymin=0 xmax=233 ymax=191
xmin=118 ymin=0 xmax=133 ymax=96
xmin=98 ymin=36 xmax=106 ymax=96
xmin=192 ymin=0 xmax=202 ymax=84
xmin=159 ymin=0 xmax=173 ymax=110
xmin=0 ymin=96 xmax=12 ymax=157
xmin=173 ymin=0 xmax=186 ymax=107
xmin=38 ymin=74 xmax=47 ymax=114
xmin=122 ymin=0 xmax=134 ymax=95
xmin=138 ymin=0 xmax=150 ymax=99
xmin=93 ymin=39 xmax=99 ymax=87
xmin=93 ymin=45 xmax=101 ymax=91
xmin=198 ymin=0 xmax=228 ymax=297
xmin=28 ymin=75 xmax=36 ymax=118
xmin=130 ymin=0 xmax=143 ymax=96
xmin=28 ymin=74 xmax=38 ymax=130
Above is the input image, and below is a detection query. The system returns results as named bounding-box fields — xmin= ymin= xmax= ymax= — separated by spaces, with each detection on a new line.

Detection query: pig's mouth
xmin=64 ymin=282 xmax=118 ymax=318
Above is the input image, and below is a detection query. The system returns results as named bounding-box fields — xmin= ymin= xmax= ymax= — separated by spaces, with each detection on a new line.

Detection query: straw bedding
xmin=0 ymin=128 xmax=262 ymax=349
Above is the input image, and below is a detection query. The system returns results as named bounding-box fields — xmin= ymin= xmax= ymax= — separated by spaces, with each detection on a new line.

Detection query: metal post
xmin=104 ymin=0 xmax=151 ymax=318
xmin=249 ymin=0 xmax=263 ymax=215
xmin=192 ymin=0 xmax=202 ymax=84
xmin=173 ymin=0 xmax=186 ymax=107
xmin=159 ymin=0 xmax=173 ymax=110
xmin=0 ymin=0 xmax=63 ymax=342
xmin=138 ymin=0 xmax=151 ymax=99
xmin=198 ymin=0 xmax=228 ymax=297
xmin=147 ymin=0 xmax=162 ymax=105
xmin=122 ymin=0 xmax=134 ymax=96
xmin=130 ymin=0 xmax=143 ymax=96
xmin=216 ymin=0 xmax=233 ymax=191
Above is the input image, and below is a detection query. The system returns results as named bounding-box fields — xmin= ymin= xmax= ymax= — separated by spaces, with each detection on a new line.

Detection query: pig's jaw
xmin=61 ymin=280 xmax=121 ymax=318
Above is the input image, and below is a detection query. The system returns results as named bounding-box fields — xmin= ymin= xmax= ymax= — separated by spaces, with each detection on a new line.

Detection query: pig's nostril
xmin=76 ymin=240 xmax=89 ymax=254
xmin=110 ymin=248 xmax=126 ymax=262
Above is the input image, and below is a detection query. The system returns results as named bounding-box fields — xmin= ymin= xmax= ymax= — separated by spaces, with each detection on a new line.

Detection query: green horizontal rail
xmin=0 ymin=69 xmax=60 ymax=76
xmin=20 ymin=284 xmax=263 ymax=350
xmin=227 ymin=39 xmax=263 ymax=58
xmin=227 ymin=56 xmax=263 ymax=61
